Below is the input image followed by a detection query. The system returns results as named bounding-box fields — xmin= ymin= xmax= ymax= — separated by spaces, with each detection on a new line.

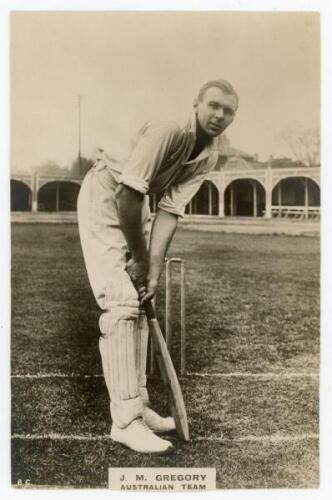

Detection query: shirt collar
xmin=183 ymin=112 xmax=220 ymax=163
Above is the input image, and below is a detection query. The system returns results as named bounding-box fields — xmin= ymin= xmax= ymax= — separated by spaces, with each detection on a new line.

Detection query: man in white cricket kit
xmin=77 ymin=79 xmax=238 ymax=454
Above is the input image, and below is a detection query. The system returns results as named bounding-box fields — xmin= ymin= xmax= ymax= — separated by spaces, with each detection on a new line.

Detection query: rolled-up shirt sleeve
xmin=119 ymin=121 xmax=178 ymax=194
xmin=158 ymin=172 xmax=207 ymax=218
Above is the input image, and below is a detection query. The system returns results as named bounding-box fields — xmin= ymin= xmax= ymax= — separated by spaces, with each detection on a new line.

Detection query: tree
xmin=280 ymin=127 xmax=320 ymax=167
xmin=70 ymin=156 xmax=94 ymax=177
xmin=31 ymin=161 xmax=70 ymax=176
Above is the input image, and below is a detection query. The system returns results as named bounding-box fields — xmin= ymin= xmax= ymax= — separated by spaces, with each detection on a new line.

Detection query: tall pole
xmin=78 ymin=95 xmax=82 ymax=177
xmin=208 ymin=182 xmax=212 ymax=215
xmin=56 ymin=182 xmax=60 ymax=212
xmin=304 ymin=177 xmax=309 ymax=219
xmin=253 ymin=181 xmax=257 ymax=217
xmin=230 ymin=185 xmax=234 ymax=216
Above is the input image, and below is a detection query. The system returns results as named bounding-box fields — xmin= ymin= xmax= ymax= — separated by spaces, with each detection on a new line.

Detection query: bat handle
xmin=144 ymin=300 xmax=156 ymax=320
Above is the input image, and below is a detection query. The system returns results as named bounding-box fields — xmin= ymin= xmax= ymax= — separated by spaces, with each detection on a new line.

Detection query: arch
xmin=272 ymin=177 xmax=320 ymax=207
xmin=224 ymin=174 xmax=266 ymax=191
xmin=224 ymin=178 xmax=266 ymax=217
xmin=204 ymin=176 xmax=219 ymax=190
xmin=37 ymin=177 xmax=82 ymax=190
xmin=11 ymin=177 xmax=32 ymax=190
xmin=38 ymin=181 xmax=81 ymax=211
xmin=185 ymin=180 xmax=219 ymax=215
xmin=11 ymin=180 xmax=32 ymax=211
xmin=271 ymin=173 xmax=320 ymax=191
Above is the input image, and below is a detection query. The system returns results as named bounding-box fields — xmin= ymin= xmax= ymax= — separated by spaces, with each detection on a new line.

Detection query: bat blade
xmin=148 ymin=317 xmax=190 ymax=441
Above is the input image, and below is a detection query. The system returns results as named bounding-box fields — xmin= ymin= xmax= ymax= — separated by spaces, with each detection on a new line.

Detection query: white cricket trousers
xmin=77 ymin=162 xmax=152 ymax=428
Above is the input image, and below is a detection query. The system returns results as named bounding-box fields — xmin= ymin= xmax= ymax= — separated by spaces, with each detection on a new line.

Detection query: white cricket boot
xmin=111 ymin=417 xmax=174 ymax=454
xmin=143 ymin=406 xmax=176 ymax=433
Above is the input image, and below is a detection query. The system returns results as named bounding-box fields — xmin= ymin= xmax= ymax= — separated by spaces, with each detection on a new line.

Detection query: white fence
xmin=271 ymin=206 xmax=320 ymax=220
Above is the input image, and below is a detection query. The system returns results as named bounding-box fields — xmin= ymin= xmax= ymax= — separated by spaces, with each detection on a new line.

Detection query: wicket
xmin=149 ymin=257 xmax=187 ymax=375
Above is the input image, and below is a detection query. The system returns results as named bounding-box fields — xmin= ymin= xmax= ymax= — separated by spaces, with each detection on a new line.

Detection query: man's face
xmin=195 ymin=87 xmax=237 ymax=137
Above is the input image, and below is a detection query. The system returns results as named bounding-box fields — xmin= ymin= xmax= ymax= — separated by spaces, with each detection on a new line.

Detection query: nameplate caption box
xmin=108 ymin=467 xmax=216 ymax=492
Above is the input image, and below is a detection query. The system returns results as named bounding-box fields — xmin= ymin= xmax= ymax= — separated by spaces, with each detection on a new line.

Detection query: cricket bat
xmin=144 ymin=300 xmax=190 ymax=441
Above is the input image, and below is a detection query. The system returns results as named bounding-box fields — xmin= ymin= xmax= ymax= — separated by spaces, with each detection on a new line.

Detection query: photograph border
xmin=1 ymin=1 xmax=331 ymax=499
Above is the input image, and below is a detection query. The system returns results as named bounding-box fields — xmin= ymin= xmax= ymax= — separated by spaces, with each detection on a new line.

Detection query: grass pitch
xmin=11 ymin=224 xmax=319 ymax=488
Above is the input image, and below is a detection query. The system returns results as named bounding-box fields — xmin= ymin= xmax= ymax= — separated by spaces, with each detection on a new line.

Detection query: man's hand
xmin=125 ymin=258 xmax=148 ymax=300
xmin=141 ymin=276 xmax=158 ymax=304
xmin=125 ymin=258 xmax=159 ymax=304
xmin=125 ymin=257 xmax=157 ymax=304
xmin=122 ymin=205 xmax=178 ymax=304
xmin=127 ymin=209 xmax=178 ymax=304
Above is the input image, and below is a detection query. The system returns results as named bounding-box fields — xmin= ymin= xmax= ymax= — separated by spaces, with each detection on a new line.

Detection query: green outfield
xmin=11 ymin=224 xmax=320 ymax=489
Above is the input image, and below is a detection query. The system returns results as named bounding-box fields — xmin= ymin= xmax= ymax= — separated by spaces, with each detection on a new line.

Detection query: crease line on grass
xmin=186 ymin=372 xmax=319 ymax=379
xmin=11 ymin=433 xmax=319 ymax=443
xmin=11 ymin=373 xmax=104 ymax=379
xmin=11 ymin=371 xmax=319 ymax=379
xmin=194 ymin=434 xmax=319 ymax=443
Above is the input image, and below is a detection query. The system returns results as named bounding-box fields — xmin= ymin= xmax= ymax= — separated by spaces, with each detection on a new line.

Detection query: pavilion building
xmin=11 ymin=138 xmax=320 ymax=220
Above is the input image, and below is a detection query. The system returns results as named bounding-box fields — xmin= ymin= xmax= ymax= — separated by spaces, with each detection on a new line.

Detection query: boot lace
xmin=133 ymin=417 xmax=151 ymax=433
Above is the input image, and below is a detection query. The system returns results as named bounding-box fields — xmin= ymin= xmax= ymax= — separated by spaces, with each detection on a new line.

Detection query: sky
xmin=11 ymin=11 xmax=320 ymax=172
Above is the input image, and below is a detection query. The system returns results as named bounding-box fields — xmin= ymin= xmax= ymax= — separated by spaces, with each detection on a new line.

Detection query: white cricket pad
xmin=135 ymin=313 xmax=149 ymax=400
xmin=99 ymin=313 xmax=138 ymax=402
